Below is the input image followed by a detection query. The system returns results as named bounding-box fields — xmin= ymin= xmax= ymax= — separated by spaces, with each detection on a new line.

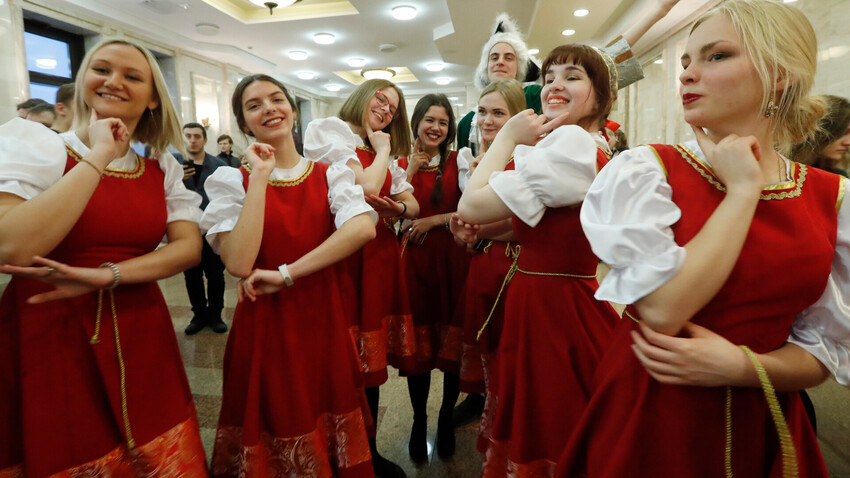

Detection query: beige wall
xmin=610 ymin=0 xmax=850 ymax=148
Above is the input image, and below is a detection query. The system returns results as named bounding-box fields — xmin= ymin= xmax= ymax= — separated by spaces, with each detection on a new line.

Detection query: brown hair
xmin=338 ymin=79 xmax=411 ymax=157
xmin=231 ymin=74 xmax=298 ymax=138
xmin=791 ymin=95 xmax=850 ymax=171
xmin=541 ymin=44 xmax=613 ymax=131
xmin=410 ymin=94 xmax=456 ymax=207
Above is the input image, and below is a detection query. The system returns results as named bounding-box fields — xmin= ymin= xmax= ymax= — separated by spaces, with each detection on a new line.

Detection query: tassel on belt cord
xmin=476 ymin=244 xmax=597 ymax=341
xmin=90 ymin=289 xmax=135 ymax=448
xmin=623 ymin=314 xmax=797 ymax=477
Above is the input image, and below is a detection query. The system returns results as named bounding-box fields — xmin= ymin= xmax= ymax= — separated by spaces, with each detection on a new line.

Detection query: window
xmin=23 ymin=20 xmax=84 ymax=103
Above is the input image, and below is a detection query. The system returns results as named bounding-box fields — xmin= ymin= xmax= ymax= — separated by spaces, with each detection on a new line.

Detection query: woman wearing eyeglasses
xmin=304 ymin=78 xmax=418 ymax=478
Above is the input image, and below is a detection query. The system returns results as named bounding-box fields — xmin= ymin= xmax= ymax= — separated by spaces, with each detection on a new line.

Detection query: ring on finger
xmin=45 ymin=267 xmax=56 ymax=275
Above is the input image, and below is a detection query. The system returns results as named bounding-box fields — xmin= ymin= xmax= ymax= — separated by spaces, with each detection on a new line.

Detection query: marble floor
xmin=1 ymin=271 xmax=849 ymax=477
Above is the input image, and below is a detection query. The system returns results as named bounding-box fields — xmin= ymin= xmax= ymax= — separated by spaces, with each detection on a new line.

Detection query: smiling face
xmin=82 ymin=43 xmax=159 ymax=132
xmin=477 ymin=91 xmax=512 ymax=143
xmin=364 ymin=87 xmax=400 ymax=131
xmin=679 ymin=14 xmax=764 ymax=136
xmin=488 ymin=42 xmax=519 ymax=81
xmin=541 ymin=62 xmax=596 ymax=126
xmin=240 ymin=80 xmax=296 ymax=143
xmin=416 ymin=105 xmax=450 ymax=152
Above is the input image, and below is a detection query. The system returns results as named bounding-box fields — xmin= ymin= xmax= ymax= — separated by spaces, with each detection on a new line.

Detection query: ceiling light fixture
xmin=347 ymin=58 xmax=367 ymax=67
xmin=426 ymin=62 xmax=445 ymax=72
xmin=448 ymin=97 xmax=458 ymax=101
xmin=392 ymin=5 xmax=417 ymax=20
xmin=361 ymin=68 xmax=396 ymax=80
xmin=195 ymin=23 xmax=219 ymax=36
xmin=654 ymin=59 xmax=663 ymax=64
xmin=288 ymin=50 xmax=308 ymax=60
xmin=35 ymin=58 xmax=57 ymax=69
xmin=573 ymin=8 xmax=589 ymax=17
xmin=528 ymin=48 xmax=539 ymax=55
xmin=435 ymin=77 xmax=451 ymax=85
xmin=562 ymin=29 xmax=575 ymax=36
xmin=326 ymin=84 xmax=342 ymax=92
xmin=297 ymin=71 xmax=316 ymax=80
xmin=249 ymin=0 xmax=300 ymax=15
xmin=313 ymin=33 xmax=336 ymax=45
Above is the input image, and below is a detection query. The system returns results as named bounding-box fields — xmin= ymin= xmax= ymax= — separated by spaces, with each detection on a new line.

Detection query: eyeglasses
xmin=374 ymin=90 xmax=399 ymax=119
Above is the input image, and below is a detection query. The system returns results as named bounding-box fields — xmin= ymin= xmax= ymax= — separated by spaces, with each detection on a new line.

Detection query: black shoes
xmin=184 ymin=316 xmax=206 ymax=335
xmin=372 ymin=450 xmax=407 ymax=478
xmin=452 ymin=393 xmax=485 ymax=427
xmin=436 ymin=408 xmax=456 ymax=458
xmin=408 ymin=415 xmax=428 ymax=464
xmin=208 ymin=316 xmax=228 ymax=334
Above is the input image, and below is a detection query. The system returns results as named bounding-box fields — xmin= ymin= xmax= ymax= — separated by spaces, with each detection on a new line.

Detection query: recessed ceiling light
xmin=426 ymin=62 xmax=445 ymax=72
xmin=562 ymin=29 xmax=575 ymax=36
xmin=35 ymin=58 xmax=57 ymax=69
xmin=448 ymin=96 xmax=458 ymax=101
xmin=313 ymin=33 xmax=335 ymax=45
xmin=435 ymin=77 xmax=451 ymax=85
xmin=326 ymin=84 xmax=342 ymax=92
xmin=654 ymin=59 xmax=663 ymax=64
xmin=392 ymin=5 xmax=417 ymax=20
xmin=195 ymin=23 xmax=219 ymax=36
xmin=297 ymin=71 xmax=316 ymax=80
xmin=528 ymin=48 xmax=539 ymax=55
xmin=573 ymin=9 xmax=589 ymax=17
xmin=288 ymin=50 xmax=308 ymax=60
xmin=362 ymin=68 xmax=396 ymax=80
xmin=347 ymin=58 xmax=367 ymax=67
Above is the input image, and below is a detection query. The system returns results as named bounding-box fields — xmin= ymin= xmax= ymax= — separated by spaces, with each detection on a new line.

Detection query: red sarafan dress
xmin=478 ymin=126 xmax=619 ymax=477
xmin=558 ymin=142 xmax=838 ymax=477
xmin=205 ymin=161 xmax=374 ymax=478
xmin=0 ymin=121 xmax=207 ymax=477
xmin=458 ymin=160 xmax=515 ymax=397
xmin=398 ymin=151 xmax=470 ymax=375
xmin=340 ymin=146 xmax=417 ymax=386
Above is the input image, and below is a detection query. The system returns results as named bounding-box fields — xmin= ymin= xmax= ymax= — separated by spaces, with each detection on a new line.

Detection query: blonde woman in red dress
xmin=202 ymin=74 xmax=378 ymax=477
xmin=304 ymin=79 xmax=418 ymax=477
xmin=0 ymin=39 xmax=207 ymax=476
xmin=560 ymin=2 xmax=849 ymax=476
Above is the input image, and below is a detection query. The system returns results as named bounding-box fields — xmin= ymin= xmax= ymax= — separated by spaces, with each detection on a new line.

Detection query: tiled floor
xmin=1 ymin=271 xmax=849 ymax=477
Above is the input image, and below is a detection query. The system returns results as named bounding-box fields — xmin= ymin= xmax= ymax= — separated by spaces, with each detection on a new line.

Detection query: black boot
xmin=184 ymin=307 xmax=207 ymax=335
xmin=406 ymin=373 xmax=431 ymax=464
xmin=452 ymin=393 xmax=485 ymax=427
xmin=437 ymin=373 xmax=458 ymax=458
xmin=208 ymin=309 xmax=228 ymax=334
xmin=366 ymin=387 xmax=407 ymax=477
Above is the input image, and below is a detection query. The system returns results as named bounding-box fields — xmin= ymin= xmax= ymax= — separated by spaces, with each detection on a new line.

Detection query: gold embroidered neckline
xmin=67 ymin=145 xmax=145 ymax=179
xmin=676 ymin=144 xmax=805 ymax=201
xmin=243 ymin=160 xmax=314 ymax=187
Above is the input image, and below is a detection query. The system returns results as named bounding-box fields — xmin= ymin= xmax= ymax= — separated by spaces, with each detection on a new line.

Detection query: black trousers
xmin=183 ymin=240 xmax=225 ymax=318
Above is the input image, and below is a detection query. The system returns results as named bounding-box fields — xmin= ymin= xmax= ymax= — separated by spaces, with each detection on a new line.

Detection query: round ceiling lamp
xmin=249 ymin=0 xmax=300 ymax=15
xmin=562 ymin=29 xmax=576 ymax=36
xmin=313 ymin=33 xmax=336 ymax=45
xmin=347 ymin=58 xmax=367 ymax=68
xmin=288 ymin=50 xmax=308 ymax=60
xmin=195 ymin=23 xmax=220 ymax=36
xmin=297 ymin=71 xmax=316 ymax=80
xmin=435 ymin=77 xmax=451 ymax=85
xmin=392 ymin=5 xmax=417 ymax=20
xmin=573 ymin=8 xmax=589 ymax=17
xmin=325 ymin=84 xmax=342 ymax=92
xmin=426 ymin=62 xmax=445 ymax=72
xmin=361 ymin=68 xmax=396 ymax=80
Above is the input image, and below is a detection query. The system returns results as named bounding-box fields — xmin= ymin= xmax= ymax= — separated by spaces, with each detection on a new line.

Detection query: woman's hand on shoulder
xmin=244 ymin=143 xmax=276 ymax=177
xmin=691 ymin=125 xmax=763 ymax=197
xmin=237 ymin=268 xmax=284 ymax=302
xmin=0 ymin=255 xmax=114 ymax=303
xmin=87 ymin=109 xmax=130 ymax=163
xmin=499 ymin=109 xmax=571 ymax=146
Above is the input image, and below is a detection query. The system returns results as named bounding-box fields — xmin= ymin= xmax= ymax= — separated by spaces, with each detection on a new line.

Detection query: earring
xmin=764 ymin=99 xmax=779 ymax=118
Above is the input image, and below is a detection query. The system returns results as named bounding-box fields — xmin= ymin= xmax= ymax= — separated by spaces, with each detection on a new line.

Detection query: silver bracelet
xmin=99 ymin=262 xmax=121 ymax=290
xmin=278 ymin=263 xmax=295 ymax=287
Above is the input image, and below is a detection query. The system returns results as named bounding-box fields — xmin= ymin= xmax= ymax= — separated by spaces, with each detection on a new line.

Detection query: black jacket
xmin=174 ymin=152 xmax=228 ymax=209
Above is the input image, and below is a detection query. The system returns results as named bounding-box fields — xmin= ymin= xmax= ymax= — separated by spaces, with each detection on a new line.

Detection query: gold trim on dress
xmin=243 ymin=161 xmax=314 ymax=187
xmin=67 ymin=145 xmax=145 ymax=179
xmin=676 ymin=144 xmax=806 ymax=201
xmin=355 ymin=145 xmax=373 ymax=153
xmin=836 ymin=177 xmax=845 ymax=214
xmin=644 ymin=145 xmax=669 ymax=178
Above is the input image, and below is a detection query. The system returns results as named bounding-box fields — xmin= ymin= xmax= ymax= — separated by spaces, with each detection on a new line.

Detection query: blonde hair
xmin=338 ymin=79 xmax=411 ymax=157
xmin=73 ymin=38 xmax=183 ymax=157
xmin=692 ymin=0 xmax=824 ymax=146
xmin=480 ymin=79 xmax=526 ymax=117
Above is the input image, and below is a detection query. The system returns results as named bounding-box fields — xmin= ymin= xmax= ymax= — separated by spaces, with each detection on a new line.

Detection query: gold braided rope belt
xmin=476 ymin=244 xmax=597 ymax=341
xmin=724 ymin=346 xmax=798 ymax=478
xmin=90 ymin=289 xmax=135 ymax=448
